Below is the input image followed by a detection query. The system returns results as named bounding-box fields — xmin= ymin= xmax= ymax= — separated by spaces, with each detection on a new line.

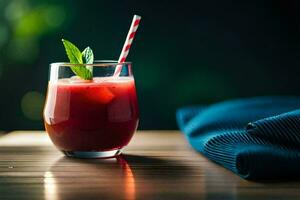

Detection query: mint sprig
xmin=62 ymin=39 xmax=94 ymax=80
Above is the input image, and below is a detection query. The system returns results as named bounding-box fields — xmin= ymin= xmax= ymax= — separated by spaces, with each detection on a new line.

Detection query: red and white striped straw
xmin=113 ymin=15 xmax=141 ymax=77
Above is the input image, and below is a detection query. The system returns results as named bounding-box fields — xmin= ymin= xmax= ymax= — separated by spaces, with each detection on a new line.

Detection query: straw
xmin=113 ymin=15 xmax=141 ymax=77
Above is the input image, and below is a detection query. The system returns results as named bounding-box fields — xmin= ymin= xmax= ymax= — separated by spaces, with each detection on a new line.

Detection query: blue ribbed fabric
xmin=176 ymin=97 xmax=300 ymax=179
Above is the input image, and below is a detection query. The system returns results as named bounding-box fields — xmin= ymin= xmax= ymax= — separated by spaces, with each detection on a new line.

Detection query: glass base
xmin=62 ymin=149 xmax=122 ymax=159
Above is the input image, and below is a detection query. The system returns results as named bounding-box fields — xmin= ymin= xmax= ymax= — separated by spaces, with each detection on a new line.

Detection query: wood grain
xmin=0 ymin=131 xmax=300 ymax=200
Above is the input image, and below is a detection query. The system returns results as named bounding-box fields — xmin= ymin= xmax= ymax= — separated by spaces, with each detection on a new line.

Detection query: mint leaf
xmin=82 ymin=46 xmax=94 ymax=74
xmin=62 ymin=39 xmax=93 ymax=80
xmin=72 ymin=66 xmax=93 ymax=80
xmin=62 ymin=39 xmax=83 ymax=64
xmin=82 ymin=47 xmax=94 ymax=64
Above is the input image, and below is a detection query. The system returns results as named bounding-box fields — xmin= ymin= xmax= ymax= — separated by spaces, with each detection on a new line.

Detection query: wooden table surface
xmin=1 ymin=131 xmax=300 ymax=200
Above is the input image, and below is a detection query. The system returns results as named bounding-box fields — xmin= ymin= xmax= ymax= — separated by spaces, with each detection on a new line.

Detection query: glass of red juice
xmin=43 ymin=61 xmax=139 ymax=158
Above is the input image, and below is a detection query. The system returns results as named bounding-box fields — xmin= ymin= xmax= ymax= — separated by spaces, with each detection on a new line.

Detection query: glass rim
xmin=50 ymin=60 xmax=132 ymax=67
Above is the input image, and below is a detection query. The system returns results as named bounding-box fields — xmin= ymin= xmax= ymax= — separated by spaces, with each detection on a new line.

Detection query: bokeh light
xmin=2 ymin=0 xmax=66 ymax=62
xmin=21 ymin=91 xmax=45 ymax=121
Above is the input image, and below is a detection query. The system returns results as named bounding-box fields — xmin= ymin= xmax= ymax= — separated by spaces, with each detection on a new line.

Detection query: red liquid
xmin=43 ymin=77 xmax=139 ymax=151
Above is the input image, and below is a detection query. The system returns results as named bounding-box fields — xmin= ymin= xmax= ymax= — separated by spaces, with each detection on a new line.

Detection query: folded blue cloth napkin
xmin=176 ymin=97 xmax=300 ymax=179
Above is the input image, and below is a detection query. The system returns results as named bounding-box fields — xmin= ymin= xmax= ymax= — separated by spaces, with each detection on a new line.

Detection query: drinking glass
xmin=43 ymin=61 xmax=139 ymax=158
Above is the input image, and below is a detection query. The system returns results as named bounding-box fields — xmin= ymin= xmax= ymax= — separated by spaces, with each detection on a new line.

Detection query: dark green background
xmin=1 ymin=0 xmax=300 ymax=130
